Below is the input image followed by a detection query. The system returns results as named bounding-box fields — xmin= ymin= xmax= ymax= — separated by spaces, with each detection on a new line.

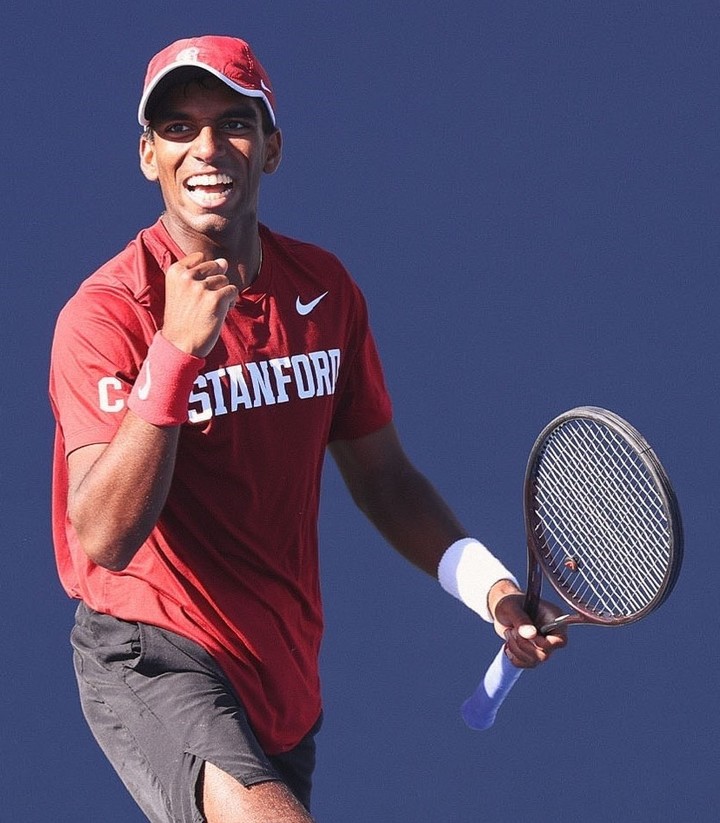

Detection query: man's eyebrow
xmin=153 ymin=105 xmax=261 ymax=123
xmin=222 ymin=105 xmax=261 ymax=119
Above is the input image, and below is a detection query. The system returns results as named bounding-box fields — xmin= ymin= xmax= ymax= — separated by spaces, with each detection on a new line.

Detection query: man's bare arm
xmin=330 ymin=423 xmax=566 ymax=664
xmin=67 ymin=416 xmax=181 ymax=570
xmin=66 ymin=252 xmax=238 ymax=570
xmin=329 ymin=422 xmax=466 ymax=576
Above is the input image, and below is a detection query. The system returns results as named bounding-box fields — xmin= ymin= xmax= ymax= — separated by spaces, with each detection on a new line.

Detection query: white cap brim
xmin=137 ymin=61 xmax=276 ymax=126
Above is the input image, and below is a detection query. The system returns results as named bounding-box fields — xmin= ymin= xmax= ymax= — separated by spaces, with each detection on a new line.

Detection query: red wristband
xmin=127 ymin=332 xmax=205 ymax=426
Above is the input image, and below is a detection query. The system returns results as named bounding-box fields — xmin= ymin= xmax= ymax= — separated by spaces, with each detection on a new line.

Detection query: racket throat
xmin=540 ymin=614 xmax=573 ymax=635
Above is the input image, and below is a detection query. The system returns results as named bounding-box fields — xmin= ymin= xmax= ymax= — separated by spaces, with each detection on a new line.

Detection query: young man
xmin=49 ymin=36 xmax=566 ymax=823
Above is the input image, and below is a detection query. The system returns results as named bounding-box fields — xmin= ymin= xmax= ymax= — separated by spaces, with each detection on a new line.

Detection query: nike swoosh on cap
xmin=296 ymin=292 xmax=329 ymax=316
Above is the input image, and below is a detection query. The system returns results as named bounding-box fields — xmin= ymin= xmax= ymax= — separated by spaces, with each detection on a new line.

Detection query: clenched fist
xmin=161 ymin=252 xmax=239 ymax=358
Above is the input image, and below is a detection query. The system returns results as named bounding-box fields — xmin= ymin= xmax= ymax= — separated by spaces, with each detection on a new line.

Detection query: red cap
xmin=138 ymin=35 xmax=276 ymax=127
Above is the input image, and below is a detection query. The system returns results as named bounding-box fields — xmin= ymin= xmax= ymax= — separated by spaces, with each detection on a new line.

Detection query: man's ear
xmin=139 ymin=133 xmax=159 ymax=182
xmin=263 ymin=129 xmax=283 ymax=175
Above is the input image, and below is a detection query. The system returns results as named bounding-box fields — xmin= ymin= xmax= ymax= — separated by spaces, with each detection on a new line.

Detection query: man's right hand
xmin=161 ymin=252 xmax=239 ymax=358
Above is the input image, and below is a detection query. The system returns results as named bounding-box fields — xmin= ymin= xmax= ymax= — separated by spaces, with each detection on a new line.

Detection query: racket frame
xmin=522 ymin=406 xmax=683 ymax=632
xmin=461 ymin=405 xmax=683 ymax=730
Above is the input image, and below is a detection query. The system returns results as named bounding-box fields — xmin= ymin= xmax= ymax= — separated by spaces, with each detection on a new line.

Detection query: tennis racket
xmin=461 ymin=406 xmax=683 ymax=731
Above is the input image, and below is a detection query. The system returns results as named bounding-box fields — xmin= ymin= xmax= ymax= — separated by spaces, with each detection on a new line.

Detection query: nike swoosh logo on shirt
xmin=296 ymin=292 xmax=329 ymax=316
xmin=137 ymin=361 xmax=152 ymax=400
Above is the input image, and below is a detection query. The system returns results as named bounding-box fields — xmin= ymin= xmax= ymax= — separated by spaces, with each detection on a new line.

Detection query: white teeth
xmin=186 ymin=173 xmax=233 ymax=188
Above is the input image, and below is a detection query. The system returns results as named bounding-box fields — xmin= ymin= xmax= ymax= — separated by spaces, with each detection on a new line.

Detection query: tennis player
xmin=49 ymin=35 xmax=566 ymax=823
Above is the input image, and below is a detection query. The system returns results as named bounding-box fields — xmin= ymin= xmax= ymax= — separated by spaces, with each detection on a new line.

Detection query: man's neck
xmin=160 ymin=215 xmax=262 ymax=288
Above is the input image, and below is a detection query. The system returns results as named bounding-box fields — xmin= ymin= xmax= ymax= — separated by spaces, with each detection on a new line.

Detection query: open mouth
xmin=185 ymin=173 xmax=234 ymax=206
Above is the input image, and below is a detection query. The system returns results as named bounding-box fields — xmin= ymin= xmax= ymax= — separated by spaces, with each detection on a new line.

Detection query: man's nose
xmin=192 ymin=126 xmax=224 ymax=161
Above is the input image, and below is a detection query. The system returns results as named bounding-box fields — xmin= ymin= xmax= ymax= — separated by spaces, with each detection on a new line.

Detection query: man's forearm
xmin=352 ymin=462 xmax=467 ymax=576
xmin=67 ymin=410 xmax=181 ymax=570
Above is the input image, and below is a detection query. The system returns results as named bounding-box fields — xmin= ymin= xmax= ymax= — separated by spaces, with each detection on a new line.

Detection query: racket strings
xmin=531 ymin=419 xmax=672 ymax=619
xmin=536 ymin=450 xmax=667 ymax=613
xmin=543 ymin=427 xmax=668 ymax=591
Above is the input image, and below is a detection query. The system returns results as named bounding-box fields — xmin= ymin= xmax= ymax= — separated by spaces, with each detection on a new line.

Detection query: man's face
xmin=139 ymin=77 xmax=281 ymax=241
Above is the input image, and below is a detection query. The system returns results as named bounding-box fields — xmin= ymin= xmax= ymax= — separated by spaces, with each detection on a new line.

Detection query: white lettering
xmin=269 ymin=357 xmax=292 ymax=403
xmin=291 ymin=354 xmax=316 ymax=399
xmin=329 ymin=348 xmax=340 ymax=390
xmin=309 ymin=351 xmax=331 ymax=396
xmin=188 ymin=374 xmax=213 ymax=423
xmin=226 ymin=364 xmax=253 ymax=410
xmin=100 ymin=348 xmax=343 ymax=423
xmin=98 ymin=376 xmax=124 ymax=413
xmin=204 ymin=368 xmax=228 ymax=416
xmin=246 ymin=361 xmax=276 ymax=407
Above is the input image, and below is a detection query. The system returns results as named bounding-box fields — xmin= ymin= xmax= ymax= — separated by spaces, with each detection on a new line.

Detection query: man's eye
xmin=222 ymin=120 xmax=249 ymax=132
xmin=163 ymin=123 xmax=191 ymax=135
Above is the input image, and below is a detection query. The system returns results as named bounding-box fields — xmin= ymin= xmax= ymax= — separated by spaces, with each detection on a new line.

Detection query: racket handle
xmin=461 ymin=646 xmax=524 ymax=730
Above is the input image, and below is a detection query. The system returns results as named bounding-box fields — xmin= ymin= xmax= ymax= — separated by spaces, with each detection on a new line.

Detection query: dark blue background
xmin=4 ymin=2 xmax=718 ymax=820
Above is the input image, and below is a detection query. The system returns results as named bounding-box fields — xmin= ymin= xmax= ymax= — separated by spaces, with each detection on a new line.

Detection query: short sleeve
xmin=49 ymin=284 xmax=156 ymax=455
xmin=328 ymin=289 xmax=392 ymax=442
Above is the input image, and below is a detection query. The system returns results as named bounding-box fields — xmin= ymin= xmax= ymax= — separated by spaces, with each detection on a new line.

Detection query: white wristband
xmin=438 ymin=538 xmax=519 ymax=623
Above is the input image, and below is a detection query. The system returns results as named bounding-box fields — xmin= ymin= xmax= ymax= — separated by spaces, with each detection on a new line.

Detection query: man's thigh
xmin=201 ymin=762 xmax=315 ymax=823
xmin=70 ymin=604 xmax=313 ymax=823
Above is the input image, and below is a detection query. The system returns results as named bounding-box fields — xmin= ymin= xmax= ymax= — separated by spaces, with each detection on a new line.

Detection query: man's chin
xmin=184 ymin=212 xmax=235 ymax=237
xmin=162 ymin=207 xmax=254 ymax=244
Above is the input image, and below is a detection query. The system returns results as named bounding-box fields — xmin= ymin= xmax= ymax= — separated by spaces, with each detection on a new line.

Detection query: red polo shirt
xmin=49 ymin=220 xmax=392 ymax=753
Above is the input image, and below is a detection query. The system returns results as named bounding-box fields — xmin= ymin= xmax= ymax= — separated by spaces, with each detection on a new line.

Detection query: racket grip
xmin=461 ymin=646 xmax=524 ymax=730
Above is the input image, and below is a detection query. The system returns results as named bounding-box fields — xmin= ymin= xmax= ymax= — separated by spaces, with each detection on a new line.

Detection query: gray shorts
xmin=71 ymin=602 xmax=320 ymax=823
